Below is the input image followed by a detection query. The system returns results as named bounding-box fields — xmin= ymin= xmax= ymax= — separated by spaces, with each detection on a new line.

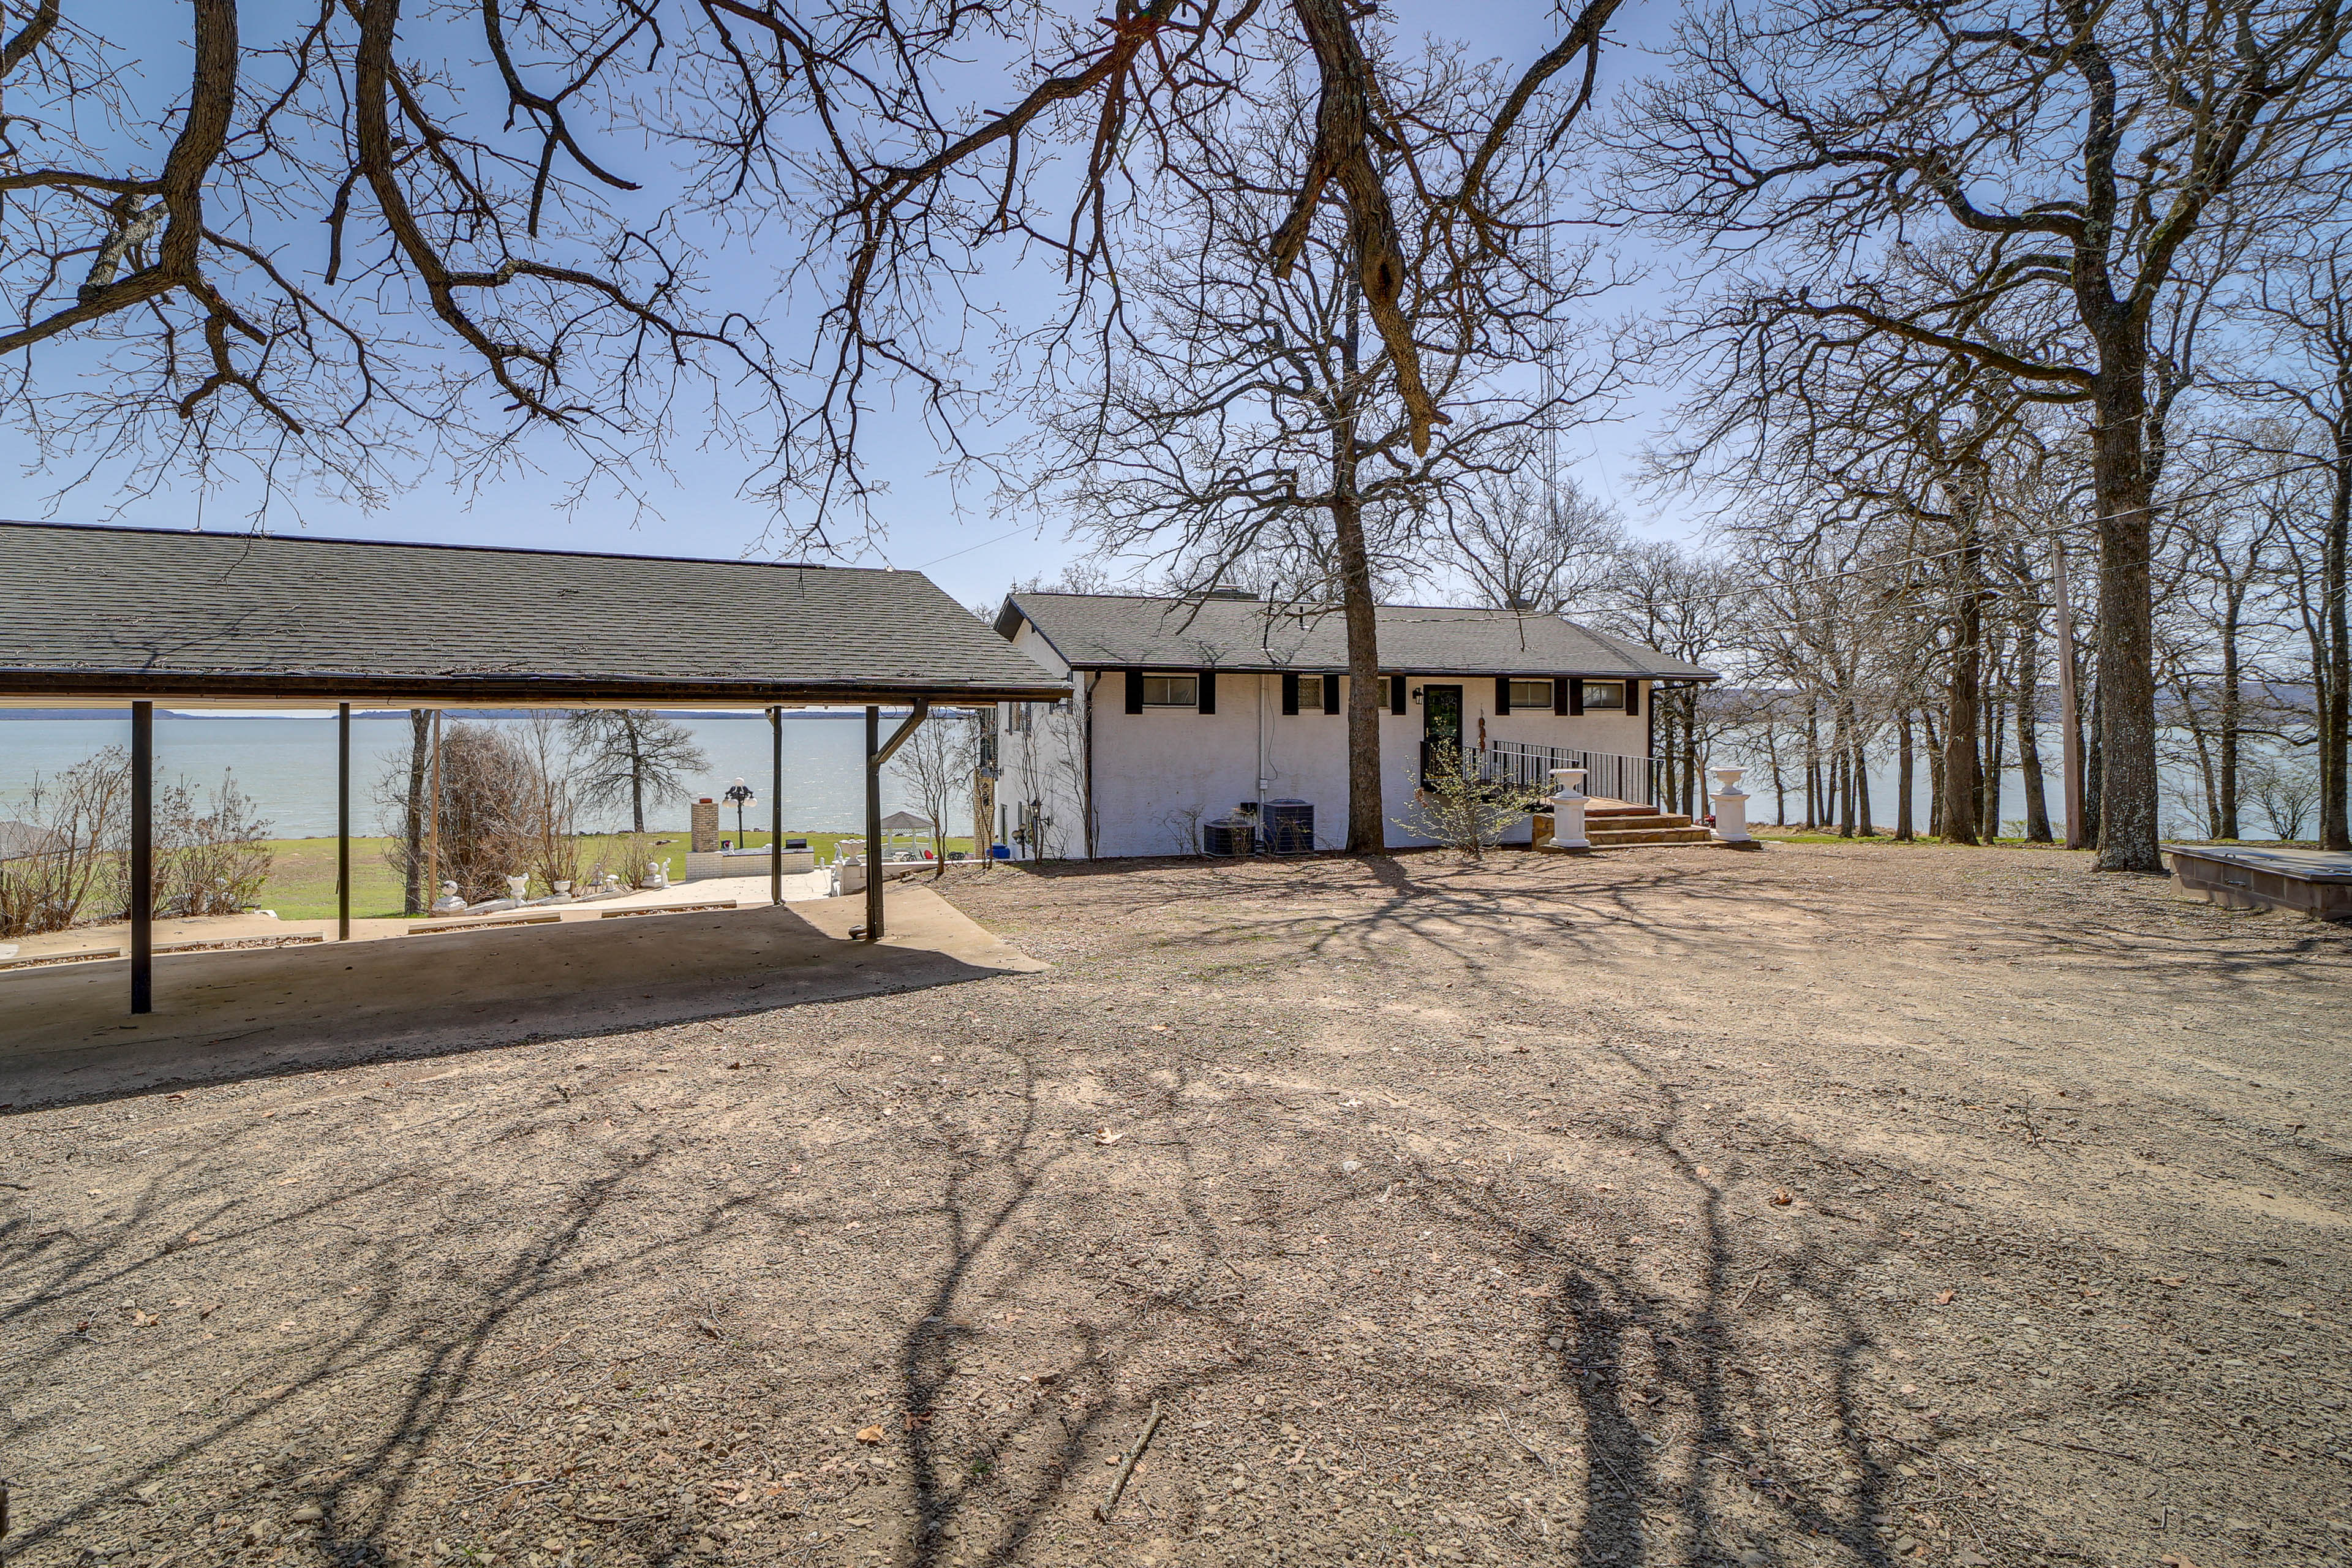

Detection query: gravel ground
xmin=2 ymin=842 xmax=2346 ymax=1568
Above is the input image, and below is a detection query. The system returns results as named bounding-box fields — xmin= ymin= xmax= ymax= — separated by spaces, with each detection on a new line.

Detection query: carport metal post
xmin=337 ymin=702 xmax=352 ymax=940
xmin=862 ymin=698 xmax=930 ymax=941
xmin=770 ymin=706 xmax=783 ymax=906
xmin=130 ymin=699 xmax=153 ymax=1014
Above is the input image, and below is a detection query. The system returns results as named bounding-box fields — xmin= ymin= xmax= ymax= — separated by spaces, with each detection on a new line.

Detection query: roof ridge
xmin=0 ymin=519 xmax=851 ymax=574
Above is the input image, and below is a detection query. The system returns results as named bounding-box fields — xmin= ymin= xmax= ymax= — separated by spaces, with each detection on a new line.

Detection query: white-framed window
xmin=1298 ymin=674 xmax=1325 ymax=710
xmin=1509 ymin=679 xmax=1555 ymax=712
xmin=1142 ymin=673 xmax=1199 ymax=707
xmin=1583 ymin=680 xmax=1626 ymax=710
xmin=1006 ymin=701 xmax=1031 ymax=733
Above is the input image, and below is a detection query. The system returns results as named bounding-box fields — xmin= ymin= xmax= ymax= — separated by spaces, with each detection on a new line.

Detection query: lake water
xmin=0 ymin=712 xmax=947 ymax=839
xmin=0 ymin=712 xmax=2267 ymax=845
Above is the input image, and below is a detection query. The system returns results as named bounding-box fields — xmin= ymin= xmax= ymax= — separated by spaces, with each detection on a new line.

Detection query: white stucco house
xmin=981 ymin=590 xmax=1720 ymax=858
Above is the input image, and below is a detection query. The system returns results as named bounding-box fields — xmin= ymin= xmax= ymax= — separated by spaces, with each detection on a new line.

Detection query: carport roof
xmin=0 ymin=522 xmax=1068 ymax=706
xmin=998 ymin=591 xmax=1719 ymax=680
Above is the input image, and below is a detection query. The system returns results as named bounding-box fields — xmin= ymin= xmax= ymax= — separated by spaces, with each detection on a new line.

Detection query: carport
xmin=0 ymin=522 xmax=1066 ymax=1012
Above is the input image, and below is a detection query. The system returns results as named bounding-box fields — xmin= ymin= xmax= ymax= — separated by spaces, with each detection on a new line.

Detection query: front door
xmin=1420 ymin=684 xmax=1463 ymax=786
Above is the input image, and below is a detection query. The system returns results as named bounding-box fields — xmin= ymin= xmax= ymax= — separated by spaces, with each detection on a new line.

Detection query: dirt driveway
xmin=2 ymin=843 xmax=2346 ymax=1568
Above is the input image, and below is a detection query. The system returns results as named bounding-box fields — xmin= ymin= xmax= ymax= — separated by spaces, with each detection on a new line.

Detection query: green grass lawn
xmin=254 ymin=829 xmax=978 ymax=919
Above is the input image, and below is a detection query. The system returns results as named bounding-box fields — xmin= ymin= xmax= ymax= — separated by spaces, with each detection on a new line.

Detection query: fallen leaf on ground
xmin=1095 ymin=1128 xmax=1123 ymax=1145
xmin=855 ymin=1426 xmax=884 ymax=1444
xmin=1936 ymin=1290 xmax=1955 ymax=1305
xmin=1770 ymin=1188 xmax=1793 ymax=1206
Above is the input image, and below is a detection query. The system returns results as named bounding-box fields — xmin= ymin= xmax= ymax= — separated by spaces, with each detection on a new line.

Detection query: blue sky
xmin=0 ymin=3 xmax=1694 ymax=609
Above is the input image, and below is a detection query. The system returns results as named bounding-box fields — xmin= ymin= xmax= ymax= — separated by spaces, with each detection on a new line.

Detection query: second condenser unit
xmin=1264 ymin=798 xmax=1314 ymax=854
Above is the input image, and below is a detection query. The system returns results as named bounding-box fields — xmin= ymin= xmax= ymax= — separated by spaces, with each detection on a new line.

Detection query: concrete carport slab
xmin=0 ymin=886 xmax=1043 ymax=1111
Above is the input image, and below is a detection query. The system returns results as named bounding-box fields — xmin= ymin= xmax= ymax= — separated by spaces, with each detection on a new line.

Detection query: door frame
xmin=1419 ymin=682 xmax=1464 ymax=787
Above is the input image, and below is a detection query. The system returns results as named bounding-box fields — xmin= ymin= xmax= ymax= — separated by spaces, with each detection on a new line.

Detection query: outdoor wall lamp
xmin=1410 ymin=687 xmax=1424 ymax=703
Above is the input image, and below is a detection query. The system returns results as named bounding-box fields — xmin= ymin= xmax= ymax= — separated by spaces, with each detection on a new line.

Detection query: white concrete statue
xmin=1709 ymin=766 xmax=1754 ymax=845
xmin=1548 ymin=767 xmax=1592 ymax=851
xmin=430 ymin=880 xmax=467 ymax=916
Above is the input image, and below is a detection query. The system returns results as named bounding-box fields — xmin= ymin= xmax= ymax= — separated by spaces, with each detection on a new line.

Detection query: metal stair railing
xmin=1481 ymin=740 xmax=1667 ymax=807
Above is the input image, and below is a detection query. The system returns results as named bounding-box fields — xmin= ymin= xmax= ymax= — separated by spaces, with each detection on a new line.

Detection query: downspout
xmin=1257 ymin=673 xmax=1272 ymax=824
xmin=1082 ymin=671 xmax=1099 ymax=859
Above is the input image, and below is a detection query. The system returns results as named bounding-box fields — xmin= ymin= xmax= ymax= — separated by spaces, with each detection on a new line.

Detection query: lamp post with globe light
xmin=724 ymin=778 xmax=755 ymax=846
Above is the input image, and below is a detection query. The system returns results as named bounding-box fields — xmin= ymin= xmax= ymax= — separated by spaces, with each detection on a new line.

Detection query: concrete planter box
xmin=685 ymin=849 xmax=816 ymax=881
xmin=2166 ymin=845 xmax=2352 ymax=921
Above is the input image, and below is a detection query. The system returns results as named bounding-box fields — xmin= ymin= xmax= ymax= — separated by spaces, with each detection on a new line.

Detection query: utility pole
xmin=2050 ymin=525 xmax=2086 ymax=850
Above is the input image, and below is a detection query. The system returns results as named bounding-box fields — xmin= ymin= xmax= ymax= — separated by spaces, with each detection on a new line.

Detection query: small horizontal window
xmin=1142 ymin=674 xmax=1199 ymax=707
xmin=1509 ymin=679 xmax=1555 ymax=711
xmin=1583 ymin=680 xmax=1626 ymax=710
xmin=1298 ymin=675 xmax=1324 ymax=711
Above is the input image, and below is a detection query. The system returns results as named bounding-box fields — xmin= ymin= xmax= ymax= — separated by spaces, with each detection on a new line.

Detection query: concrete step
xmin=1581 ymin=812 xmax=1695 ymax=831
xmin=1583 ymin=826 xmax=1716 ymax=846
xmin=1586 ymin=801 xmax=1672 ymax=819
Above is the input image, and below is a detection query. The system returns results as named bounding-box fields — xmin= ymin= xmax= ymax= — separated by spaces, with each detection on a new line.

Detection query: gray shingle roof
xmin=998 ymin=592 xmax=1718 ymax=680
xmin=0 ymin=522 xmax=1068 ymax=704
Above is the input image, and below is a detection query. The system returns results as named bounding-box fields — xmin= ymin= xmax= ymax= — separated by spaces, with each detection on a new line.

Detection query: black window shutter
xmin=1281 ymin=672 xmax=1300 ymax=715
xmin=1569 ymin=677 xmax=1585 ymax=717
xmin=1625 ymin=680 xmax=1640 ymax=717
xmin=1495 ymin=676 xmax=1512 ymax=715
xmin=1553 ymin=677 xmax=1569 ymax=717
xmin=1125 ymin=669 xmax=1144 ymax=715
xmin=1324 ymin=674 xmax=1342 ymax=715
xmin=1198 ymin=669 xmax=1216 ymax=715
xmin=1390 ymin=674 xmax=1407 ymax=715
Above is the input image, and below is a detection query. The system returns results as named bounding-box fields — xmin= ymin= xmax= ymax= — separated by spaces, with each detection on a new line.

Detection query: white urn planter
xmin=1548 ymin=767 xmax=1591 ymax=851
xmin=1708 ymin=766 xmax=1754 ymax=845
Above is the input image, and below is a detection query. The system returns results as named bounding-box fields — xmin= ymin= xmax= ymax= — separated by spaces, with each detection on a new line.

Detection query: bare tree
xmin=1588 ymin=542 xmax=1738 ymax=815
xmin=565 ymin=712 xmax=710 ymax=834
xmin=888 ymin=709 xmax=979 ymax=870
xmin=1613 ymin=0 xmax=2352 ymax=870
xmin=1441 ymin=472 xmax=1626 ymax=615
xmin=0 ymin=0 xmax=794 ymax=518
xmin=1025 ymin=42 xmax=1619 ymax=851
xmin=2225 ymin=237 xmax=2352 ymax=849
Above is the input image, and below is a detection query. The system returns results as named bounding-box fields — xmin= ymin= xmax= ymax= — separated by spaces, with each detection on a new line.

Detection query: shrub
xmin=0 ymin=750 xmax=274 ymax=935
xmin=1395 ymin=744 xmax=1548 ymax=860
xmin=0 ymin=749 xmax=129 ymax=937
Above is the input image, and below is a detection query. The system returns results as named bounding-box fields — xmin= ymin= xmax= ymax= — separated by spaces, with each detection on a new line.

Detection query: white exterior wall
xmin=1379 ymin=679 xmax=1651 ymax=848
xmin=992 ymin=647 xmax=1656 ymax=859
xmin=991 ymin=624 xmax=1095 ymax=859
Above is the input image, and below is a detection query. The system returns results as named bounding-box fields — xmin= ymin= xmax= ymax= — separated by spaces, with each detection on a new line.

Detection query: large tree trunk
xmin=1852 ymin=720 xmax=1873 ymax=837
xmin=2016 ymin=596 xmax=2052 ymax=842
xmin=2326 ymin=438 xmax=2351 ymax=850
xmin=2218 ymin=590 xmax=2244 ymax=840
xmin=2082 ymin=679 xmax=2104 ymax=845
xmin=403 ymin=709 xmax=429 ymax=914
xmin=1943 ymin=513 xmax=1984 ymax=845
xmin=1923 ymin=706 xmax=1944 ymax=836
xmin=625 ymin=725 xmax=649 ymax=834
xmin=1896 ymin=710 xmax=1916 ymax=842
xmin=1981 ymin=676 xmax=2007 ymax=841
xmin=2087 ymin=370 xmax=2163 ymax=870
xmin=1333 ymin=492 xmax=1384 ymax=853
